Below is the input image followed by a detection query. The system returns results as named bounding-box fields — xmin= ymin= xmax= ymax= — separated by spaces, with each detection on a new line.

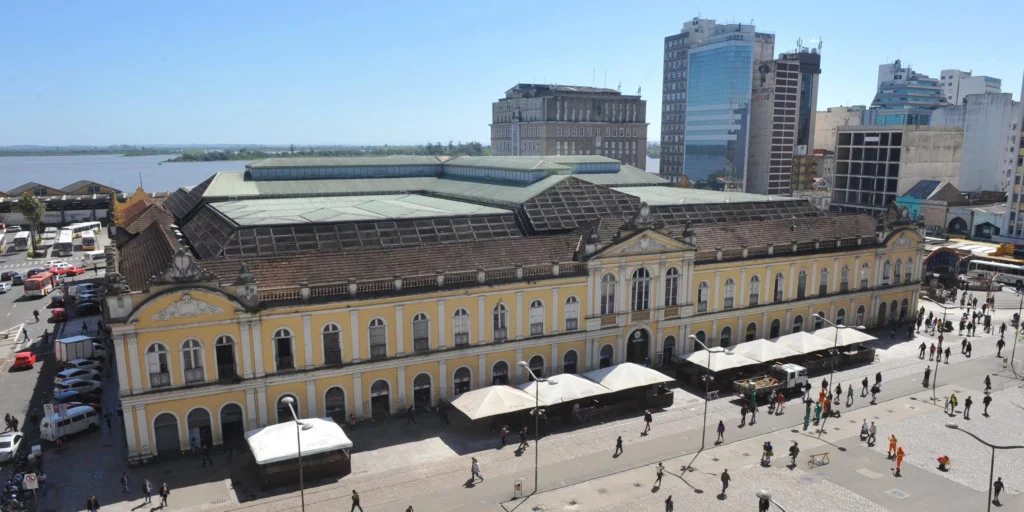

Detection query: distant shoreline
xmin=0 ymin=150 xmax=177 ymax=157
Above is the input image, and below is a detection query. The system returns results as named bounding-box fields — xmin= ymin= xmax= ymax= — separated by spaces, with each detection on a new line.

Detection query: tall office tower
xmin=490 ymin=84 xmax=648 ymax=169
xmin=659 ymin=18 xmax=774 ymax=184
xmin=939 ymin=69 xmax=1002 ymax=105
xmin=863 ymin=59 xmax=948 ymax=126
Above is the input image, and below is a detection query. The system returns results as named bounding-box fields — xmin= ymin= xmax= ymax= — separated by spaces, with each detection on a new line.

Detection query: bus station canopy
xmin=728 ymin=338 xmax=802 ymax=363
xmin=518 ymin=373 xmax=612 ymax=403
xmin=451 ymin=385 xmax=547 ymax=420
xmin=582 ymin=362 xmax=674 ymax=392
xmin=808 ymin=327 xmax=877 ymax=347
xmin=245 ymin=418 xmax=353 ymax=465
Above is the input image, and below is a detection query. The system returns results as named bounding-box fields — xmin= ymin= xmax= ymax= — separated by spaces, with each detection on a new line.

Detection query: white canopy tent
xmin=582 ymin=362 xmax=674 ymax=392
xmin=681 ymin=347 xmax=760 ymax=372
xmin=809 ymin=327 xmax=877 ymax=347
xmin=451 ymin=385 xmax=547 ymax=420
xmin=518 ymin=373 xmax=612 ymax=403
xmin=772 ymin=331 xmax=835 ymax=354
xmin=728 ymin=338 xmax=801 ymax=363
xmin=245 ymin=418 xmax=353 ymax=465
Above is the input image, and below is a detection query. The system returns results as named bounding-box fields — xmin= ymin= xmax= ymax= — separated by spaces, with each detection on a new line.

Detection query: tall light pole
xmin=929 ymin=302 xmax=958 ymax=403
xmin=518 ymin=361 xmax=556 ymax=494
xmin=687 ymin=334 xmax=725 ymax=453
xmin=756 ymin=490 xmax=789 ymax=511
xmin=945 ymin=423 xmax=1024 ymax=511
xmin=281 ymin=396 xmax=313 ymax=512
xmin=811 ymin=315 xmax=866 ymax=439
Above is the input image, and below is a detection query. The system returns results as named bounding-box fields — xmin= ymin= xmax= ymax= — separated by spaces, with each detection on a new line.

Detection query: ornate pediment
xmin=151 ymin=248 xmax=217 ymax=285
xmin=151 ymin=293 xmax=225 ymax=321
xmin=603 ymin=231 xmax=687 ymax=257
xmin=891 ymin=233 xmax=913 ymax=248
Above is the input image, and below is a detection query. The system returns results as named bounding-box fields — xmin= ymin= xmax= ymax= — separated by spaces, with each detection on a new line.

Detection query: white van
xmin=85 ymin=250 xmax=106 ymax=266
xmin=39 ymin=405 xmax=100 ymax=441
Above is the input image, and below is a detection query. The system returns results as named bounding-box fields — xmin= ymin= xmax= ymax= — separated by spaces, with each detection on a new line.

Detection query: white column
xmin=439 ymin=360 xmax=448 ymax=398
xmin=306 ymin=380 xmax=317 ymax=418
xmin=349 ymin=310 xmax=361 ymax=361
xmin=684 ymin=262 xmax=694 ymax=305
xmin=761 ymin=311 xmax=768 ymax=333
xmin=617 ymin=334 xmax=625 ymax=364
xmin=788 ymin=263 xmax=797 ymax=299
xmin=397 ymin=367 xmax=407 ymax=408
xmin=245 ymin=388 xmax=258 ymax=429
xmin=585 ymin=337 xmax=594 ymax=370
xmin=114 ymin=335 xmax=130 ymax=394
xmin=785 ymin=310 xmax=792 ymax=332
xmin=711 ymin=319 xmax=719 ymax=346
xmin=829 ymin=302 xmax=835 ymax=321
xmin=619 ymin=265 xmax=629 ymax=313
xmin=478 ymin=354 xmax=487 ymax=388
xmin=126 ymin=334 xmax=143 ymax=391
xmin=477 ymin=296 xmax=486 ymax=343
xmin=764 ymin=265 xmax=773 ymax=302
xmin=302 ymin=314 xmax=313 ymax=369
xmin=682 ymin=324 xmax=691 ymax=352
xmin=124 ymin=407 xmax=138 ymax=457
xmin=516 ymin=291 xmax=524 ymax=339
xmin=713 ymin=271 xmax=721 ymax=311
xmin=438 ymin=300 xmax=447 ymax=349
xmin=832 ymin=258 xmax=840 ymax=291
xmin=395 ymin=305 xmax=405 ymax=356
xmin=739 ymin=268 xmax=748 ymax=308
xmin=551 ymin=343 xmax=559 ymax=375
xmin=134 ymin=406 xmax=151 ymax=455
xmin=653 ymin=327 xmax=662 ymax=362
xmin=353 ymin=373 xmax=364 ymax=418
xmin=256 ymin=386 xmax=269 ymax=426
xmin=854 ymin=256 xmax=862 ymax=289
xmin=810 ymin=261 xmax=819 ymax=296
xmin=239 ymin=321 xmax=253 ymax=378
xmin=737 ymin=314 xmax=745 ymax=342
xmin=252 ymin=322 xmax=265 ymax=377
xmin=552 ymin=288 xmax=560 ymax=333
xmin=515 ymin=348 xmax=524 ymax=384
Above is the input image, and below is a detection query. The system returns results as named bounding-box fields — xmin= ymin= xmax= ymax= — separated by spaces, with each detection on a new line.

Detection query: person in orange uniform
xmin=895 ymin=446 xmax=906 ymax=476
xmin=887 ymin=435 xmax=898 ymax=458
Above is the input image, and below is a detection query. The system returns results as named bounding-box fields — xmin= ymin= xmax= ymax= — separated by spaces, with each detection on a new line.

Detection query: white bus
xmin=965 ymin=259 xmax=1024 ymax=287
xmin=66 ymin=221 xmax=101 ymax=238
xmin=54 ymin=229 xmax=74 ymax=257
xmin=12 ymin=231 xmax=30 ymax=251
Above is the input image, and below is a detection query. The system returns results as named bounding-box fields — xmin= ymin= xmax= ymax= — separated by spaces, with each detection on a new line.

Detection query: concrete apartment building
xmin=862 ymin=60 xmax=947 ymax=126
xmin=659 ymin=18 xmax=774 ymax=183
xmin=830 ymin=125 xmax=963 ymax=215
xmin=490 ymin=84 xmax=648 ymax=169
xmin=930 ymin=93 xmax=1022 ymax=193
xmin=814 ymin=106 xmax=865 ymax=152
xmin=995 ymin=76 xmax=1024 ymax=243
xmin=940 ymin=69 xmax=1002 ymax=105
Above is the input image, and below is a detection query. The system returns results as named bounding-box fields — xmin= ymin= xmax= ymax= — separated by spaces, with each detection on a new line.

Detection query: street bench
xmin=808 ymin=452 xmax=830 ymax=468
xmin=706 ymin=390 xmax=720 ymax=400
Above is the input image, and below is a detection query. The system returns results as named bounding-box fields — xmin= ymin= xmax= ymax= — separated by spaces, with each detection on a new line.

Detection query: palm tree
xmin=16 ymin=192 xmax=46 ymax=256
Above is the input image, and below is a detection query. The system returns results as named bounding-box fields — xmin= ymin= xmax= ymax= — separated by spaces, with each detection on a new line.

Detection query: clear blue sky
xmin=2 ymin=0 xmax=1021 ymax=146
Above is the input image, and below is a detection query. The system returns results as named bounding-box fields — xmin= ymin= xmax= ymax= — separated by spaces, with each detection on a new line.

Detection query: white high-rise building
xmin=939 ymin=69 xmax=1002 ymax=106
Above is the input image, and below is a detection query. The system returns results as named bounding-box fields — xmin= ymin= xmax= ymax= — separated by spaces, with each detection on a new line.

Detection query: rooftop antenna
xmin=617 ymin=82 xmax=621 ymax=92
xmin=604 ymin=70 xmax=607 ymax=88
xmin=138 ymin=172 xmax=143 ymax=189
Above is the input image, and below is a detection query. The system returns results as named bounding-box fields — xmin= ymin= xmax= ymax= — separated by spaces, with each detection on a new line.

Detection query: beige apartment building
xmin=490 ymin=84 xmax=648 ymax=169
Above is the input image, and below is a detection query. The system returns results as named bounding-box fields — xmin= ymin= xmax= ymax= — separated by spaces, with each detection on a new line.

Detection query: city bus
xmin=66 ymin=221 xmax=101 ymax=238
xmin=12 ymin=231 xmax=31 ymax=251
xmin=965 ymin=259 xmax=1024 ymax=287
xmin=54 ymin=229 xmax=74 ymax=257
xmin=24 ymin=272 xmax=57 ymax=297
xmin=81 ymin=232 xmax=98 ymax=251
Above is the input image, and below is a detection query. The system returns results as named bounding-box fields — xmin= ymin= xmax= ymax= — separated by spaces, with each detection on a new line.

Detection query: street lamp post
xmin=687 ymin=335 xmax=715 ymax=453
xmin=281 ymin=396 xmax=313 ymax=512
xmin=811 ymin=315 xmax=866 ymax=439
xmin=945 ymin=423 xmax=1024 ymax=511
xmin=756 ymin=490 xmax=788 ymax=511
xmin=517 ymin=361 xmax=556 ymax=494
xmin=929 ymin=302 xmax=958 ymax=403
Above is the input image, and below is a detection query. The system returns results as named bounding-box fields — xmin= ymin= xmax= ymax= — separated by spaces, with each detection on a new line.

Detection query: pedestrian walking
xmin=821 ymin=378 xmax=828 ymax=390
xmin=983 ymin=394 xmax=992 ymax=416
xmin=3 ymin=413 xmax=10 ymax=433
xmin=716 ymin=420 xmax=725 ymax=443
xmin=749 ymin=403 xmax=758 ymax=425
xmin=895 ymin=446 xmax=906 ymax=476
xmin=518 ymin=426 xmax=529 ymax=450
xmin=929 ymin=343 xmax=936 ymax=361
xmin=499 ymin=425 xmax=507 ymax=448
xmin=923 ymin=366 xmax=931 ymax=388
xmin=887 ymin=435 xmax=898 ymax=458
xmin=351 ymin=490 xmax=364 ymax=512
xmin=159 ymin=483 xmax=170 ymax=507
xmin=868 ymin=422 xmax=877 ymax=445
xmin=720 ymin=469 xmax=730 ymax=495
xmin=142 ymin=479 xmax=152 ymax=503
xmin=965 ymin=341 xmax=972 ymax=357
xmin=949 ymin=393 xmax=958 ymax=415
xmin=961 ymin=338 xmax=967 ymax=354
xmin=761 ymin=441 xmax=773 ymax=465
xmin=760 ymin=496 xmax=771 ymax=512
xmin=740 ymin=404 xmax=748 ymax=425
xmin=944 ymin=347 xmax=951 ymax=363
xmin=993 ymin=477 xmax=1004 ymax=505
xmin=964 ymin=396 xmax=972 ymax=419
xmin=643 ymin=410 xmax=652 ymax=435
xmin=776 ymin=391 xmax=785 ymax=414
xmin=121 ymin=472 xmax=130 ymax=495
xmin=870 ymin=383 xmax=880 ymax=404
xmin=997 ymin=337 xmax=1006 ymax=357
xmin=86 ymin=496 xmax=101 ymax=512
xmin=406 ymin=405 xmax=416 ymax=426
xmin=861 ymin=377 xmax=869 ymax=397
xmin=664 ymin=495 xmax=674 ymax=512
xmin=789 ymin=441 xmax=800 ymax=466
xmin=834 ymin=383 xmax=842 ymax=400
xmin=918 ymin=342 xmax=926 ymax=359
xmin=471 ymin=457 xmax=483 ymax=482
xmin=654 ymin=462 xmax=664 ymax=487
xmin=201 ymin=444 xmax=213 ymax=467
xmin=984 ymin=375 xmax=992 ymax=393
xmin=614 ymin=436 xmax=623 ymax=456
xmin=875 ymin=372 xmax=882 ymax=391
xmin=846 ymin=384 xmax=854 ymax=407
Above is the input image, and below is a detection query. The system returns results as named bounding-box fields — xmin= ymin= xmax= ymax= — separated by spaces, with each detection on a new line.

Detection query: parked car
xmin=75 ymin=292 xmax=102 ymax=303
xmin=12 ymin=352 xmax=36 ymax=370
xmin=54 ymin=368 xmax=101 ymax=385
xmin=39 ymin=406 xmax=100 ymax=442
xmin=50 ymin=294 xmax=65 ymax=307
xmin=71 ymin=284 xmax=102 ymax=296
xmin=50 ymin=308 xmax=67 ymax=322
xmin=25 ymin=268 xmax=47 ymax=278
xmin=43 ymin=259 xmax=67 ymax=268
xmin=49 ymin=263 xmax=72 ymax=275
xmin=76 ymin=302 xmax=102 ymax=315
xmin=10 ymin=273 xmax=24 ymax=285
xmin=65 ymin=265 xmax=87 ymax=276
xmin=0 ymin=282 xmax=10 ymax=293
xmin=53 ymin=390 xmax=102 ymax=409
xmin=6 ymin=226 xmax=20 ymax=233
xmin=66 ymin=358 xmax=102 ymax=371
xmin=0 ymin=271 xmax=17 ymax=281
xmin=0 ymin=433 xmax=24 ymax=462
xmin=53 ymin=378 xmax=102 ymax=396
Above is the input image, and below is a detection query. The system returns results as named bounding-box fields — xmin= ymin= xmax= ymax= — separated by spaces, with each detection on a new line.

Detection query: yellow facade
xmin=110 ymin=225 xmax=924 ymax=461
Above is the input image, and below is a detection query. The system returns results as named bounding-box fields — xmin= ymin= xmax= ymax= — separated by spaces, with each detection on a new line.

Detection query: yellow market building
xmin=104 ymin=155 xmax=924 ymax=462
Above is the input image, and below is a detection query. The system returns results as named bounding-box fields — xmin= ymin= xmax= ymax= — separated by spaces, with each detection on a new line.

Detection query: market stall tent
xmin=518 ymin=373 xmax=612 ymax=403
xmin=245 ymin=418 xmax=353 ymax=465
xmin=809 ymin=327 xmax=877 ymax=347
xmin=772 ymin=331 xmax=835 ymax=354
xmin=728 ymin=338 xmax=802 ymax=363
xmin=681 ymin=347 xmax=760 ymax=372
xmin=451 ymin=385 xmax=547 ymax=420
xmin=582 ymin=362 xmax=674 ymax=392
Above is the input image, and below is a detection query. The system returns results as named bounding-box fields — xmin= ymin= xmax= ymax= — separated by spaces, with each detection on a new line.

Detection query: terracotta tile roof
xmin=125 ymin=203 xmax=174 ymax=234
xmin=120 ymin=222 xmax=180 ymax=290
xmin=199 ymin=229 xmax=585 ymax=289
xmin=120 ymin=197 xmax=152 ymax=225
xmin=692 ymin=215 xmax=877 ymax=252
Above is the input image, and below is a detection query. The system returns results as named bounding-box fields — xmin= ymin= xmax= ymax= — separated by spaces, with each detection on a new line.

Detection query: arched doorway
xmin=599 ymin=345 xmax=614 ymax=368
xmin=720 ymin=326 xmax=733 ymax=348
xmin=277 ymin=394 xmax=299 ymax=424
xmin=325 ymin=387 xmax=346 ymax=424
xmin=153 ymin=413 xmax=180 ymax=456
xmin=662 ymin=337 xmax=676 ymax=364
xmin=186 ymin=408 xmax=212 ymax=448
xmin=492 ymin=361 xmax=509 ymax=385
xmin=626 ymin=329 xmax=650 ymax=365
xmin=900 ymin=299 xmax=909 ymax=322
xmin=413 ymin=373 xmax=432 ymax=408
xmin=745 ymin=322 xmax=757 ymax=342
xmin=562 ymin=350 xmax=578 ymax=374
xmin=878 ymin=302 xmax=888 ymax=328
xmin=369 ymin=380 xmax=391 ymax=416
xmin=769 ymin=319 xmax=781 ymax=339
xmin=453 ymin=367 xmax=472 ymax=395
xmin=527 ymin=355 xmax=545 ymax=381
xmin=219 ymin=404 xmax=245 ymax=445
xmin=889 ymin=300 xmax=898 ymax=323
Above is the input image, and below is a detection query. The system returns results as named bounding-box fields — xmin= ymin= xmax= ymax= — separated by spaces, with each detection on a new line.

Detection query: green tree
xmin=16 ymin=192 xmax=46 ymax=255
xmin=290 ymin=144 xmax=295 ymax=154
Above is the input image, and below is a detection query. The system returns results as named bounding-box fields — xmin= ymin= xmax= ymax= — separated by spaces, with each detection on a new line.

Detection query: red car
xmin=13 ymin=352 xmax=36 ymax=370
xmin=48 ymin=265 xmax=70 ymax=275
xmin=65 ymin=265 xmax=86 ymax=276
xmin=50 ymin=308 xmax=67 ymax=322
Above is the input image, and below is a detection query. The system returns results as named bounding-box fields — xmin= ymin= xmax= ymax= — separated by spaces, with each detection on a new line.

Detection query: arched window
xmin=600 ymin=274 xmax=617 ymax=315
xmin=694 ymin=330 xmax=707 ymax=348
xmin=882 ymin=260 xmax=892 ymax=285
xmin=630 ymin=268 xmax=651 ymax=311
xmin=746 ymin=322 xmax=757 ymax=342
xmin=146 ymin=343 xmax=171 ymax=388
xmin=774 ymin=272 xmax=785 ymax=302
xmin=181 ymin=339 xmax=204 ymax=384
xmin=769 ymin=319 xmax=781 ymax=339
xmin=840 ymin=265 xmax=850 ymax=292
xmin=325 ymin=387 xmax=346 ymax=422
xmin=214 ymin=335 xmax=237 ymax=379
xmin=273 ymin=328 xmax=295 ymax=370
xmin=664 ymin=268 xmax=680 ymax=307
xmin=453 ymin=367 xmax=472 ymax=395
xmin=814 ymin=311 xmax=826 ymax=330
xmin=412 ymin=313 xmax=430 ymax=352
xmin=564 ymin=296 xmax=580 ymax=331
xmin=368 ymin=319 xmax=387 ymax=359
xmin=836 ymin=308 xmax=847 ymax=326
xmin=322 ymin=324 xmax=342 ymax=364
xmin=492 ymin=361 xmax=509 ymax=385
xmin=819 ymin=268 xmax=829 ymax=296
xmin=453 ymin=308 xmax=470 ymax=346
xmin=904 ymin=258 xmax=913 ymax=282
xmin=661 ymin=336 xmax=676 ymax=364
xmin=793 ymin=315 xmax=804 ymax=333
xmin=529 ymin=300 xmax=545 ymax=335
xmin=720 ymin=326 xmax=732 ymax=347
xmin=894 ymin=259 xmax=902 ymax=284
xmin=856 ymin=305 xmax=866 ymax=326
xmin=797 ymin=270 xmax=808 ymax=299
xmin=723 ymin=278 xmax=736 ymax=309
xmin=277 ymin=394 xmax=300 ymax=424
xmin=562 ymin=350 xmax=579 ymax=374
xmin=599 ymin=344 xmax=614 ymax=368
xmin=860 ymin=263 xmax=870 ymax=288
xmin=528 ymin=355 xmax=545 ymax=380
xmin=492 ymin=304 xmax=508 ymax=341
xmin=697 ymin=281 xmax=710 ymax=312
xmin=749 ymin=275 xmax=761 ymax=306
